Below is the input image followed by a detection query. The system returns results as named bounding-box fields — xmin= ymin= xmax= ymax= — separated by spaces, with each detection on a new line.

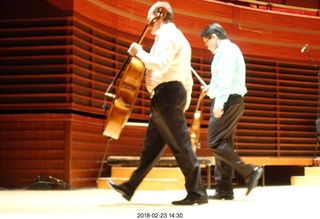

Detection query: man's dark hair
xmin=200 ymin=23 xmax=227 ymax=39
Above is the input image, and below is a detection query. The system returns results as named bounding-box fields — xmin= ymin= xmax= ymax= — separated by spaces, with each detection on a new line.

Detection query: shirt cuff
xmin=214 ymin=99 xmax=225 ymax=109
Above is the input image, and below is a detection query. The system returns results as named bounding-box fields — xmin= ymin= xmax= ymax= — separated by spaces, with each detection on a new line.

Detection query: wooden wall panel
xmin=73 ymin=0 xmax=320 ymax=60
xmin=1 ymin=0 xmax=320 ymax=188
xmin=0 ymin=114 xmax=168 ymax=189
xmin=0 ymin=114 xmax=111 ymax=189
xmin=0 ymin=114 xmax=68 ymax=189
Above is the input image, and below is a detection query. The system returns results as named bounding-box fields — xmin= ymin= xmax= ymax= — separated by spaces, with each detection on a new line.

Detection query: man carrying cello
xmin=107 ymin=1 xmax=208 ymax=205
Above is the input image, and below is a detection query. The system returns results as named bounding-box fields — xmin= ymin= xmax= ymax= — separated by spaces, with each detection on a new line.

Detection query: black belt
xmin=227 ymin=94 xmax=243 ymax=105
xmin=212 ymin=94 xmax=243 ymax=105
xmin=151 ymin=81 xmax=182 ymax=98
xmin=228 ymin=94 xmax=241 ymax=99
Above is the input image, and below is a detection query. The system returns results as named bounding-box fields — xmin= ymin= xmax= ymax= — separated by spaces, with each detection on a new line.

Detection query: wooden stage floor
xmin=0 ymin=186 xmax=319 ymax=219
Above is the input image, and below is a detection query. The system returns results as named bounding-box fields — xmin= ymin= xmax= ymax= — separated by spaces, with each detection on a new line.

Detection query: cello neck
xmin=195 ymin=91 xmax=205 ymax=112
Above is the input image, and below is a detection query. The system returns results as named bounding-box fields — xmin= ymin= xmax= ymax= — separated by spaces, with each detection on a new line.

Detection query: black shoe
xmin=245 ymin=167 xmax=263 ymax=196
xmin=209 ymin=192 xmax=234 ymax=200
xmin=107 ymin=179 xmax=132 ymax=201
xmin=172 ymin=197 xmax=208 ymax=205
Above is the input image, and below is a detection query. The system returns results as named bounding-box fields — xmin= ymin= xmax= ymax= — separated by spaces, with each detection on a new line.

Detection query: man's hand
xmin=201 ymin=85 xmax=209 ymax=96
xmin=127 ymin=42 xmax=142 ymax=56
xmin=213 ymin=107 xmax=224 ymax=118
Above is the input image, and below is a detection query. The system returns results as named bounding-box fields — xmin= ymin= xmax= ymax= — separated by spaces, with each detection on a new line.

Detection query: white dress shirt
xmin=136 ymin=22 xmax=193 ymax=110
xmin=208 ymin=39 xmax=247 ymax=109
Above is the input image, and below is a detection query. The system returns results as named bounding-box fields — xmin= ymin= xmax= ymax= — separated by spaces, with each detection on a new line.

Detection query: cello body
xmin=189 ymin=92 xmax=205 ymax=152
xmin=103 ymin=57 xmax=144 ymax=139
xmin=189 ymin=67 xmax=207 ymax=152
xmin=190 ymin=110 xmax=202 ymax=152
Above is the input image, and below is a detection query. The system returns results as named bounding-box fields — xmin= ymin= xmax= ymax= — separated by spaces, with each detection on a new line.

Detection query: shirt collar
xmin=216 ymin=39 xmax=230 ymax=53
xmin=155 ymin=22 xmax=175 ymax=36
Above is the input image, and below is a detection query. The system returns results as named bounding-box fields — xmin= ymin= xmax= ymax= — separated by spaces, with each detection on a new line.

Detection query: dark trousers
xmin=123 ymin=81 xmax=207 ymax=199
xmin=207 ymin=95 xmax=254 ymax=190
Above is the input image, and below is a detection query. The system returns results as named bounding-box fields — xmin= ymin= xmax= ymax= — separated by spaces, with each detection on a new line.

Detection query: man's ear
xmin=211 ymin=34 xmax=217 ymax=40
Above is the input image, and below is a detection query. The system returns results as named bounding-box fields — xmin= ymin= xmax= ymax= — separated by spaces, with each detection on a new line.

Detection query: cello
xmin=189 ymin=67 xmax=208 ymax=152
xmin=102 ymin=7 xmax=167 ymax=140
